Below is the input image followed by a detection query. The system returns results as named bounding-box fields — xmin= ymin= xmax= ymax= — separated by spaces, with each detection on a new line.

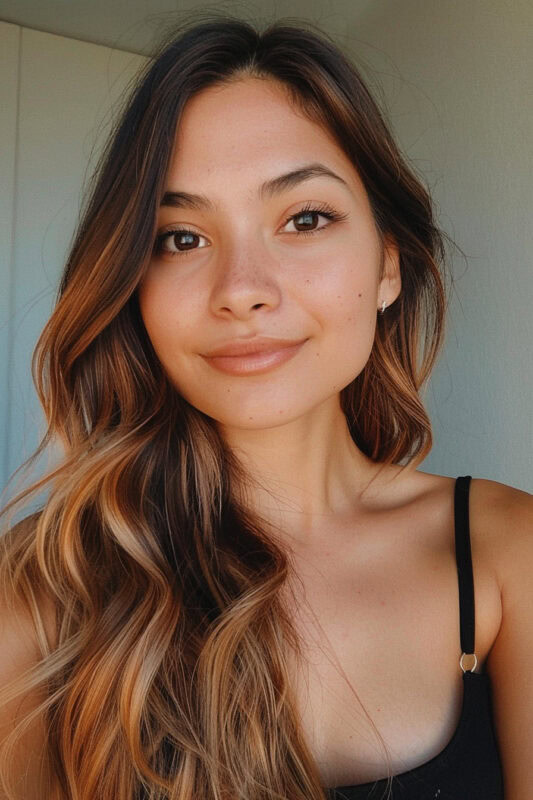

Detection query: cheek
xmin=307 ymin=266 xmax=379 ymax=381
xmin=307 ymin=260 xmax=378 ymax=334
xmin=302 ymin=231 xmax=380 ymax=307
xmin=137 ymin=278 xmax=191 ymax=365
xmin=137 ymin=280 xmax=164 ymax=348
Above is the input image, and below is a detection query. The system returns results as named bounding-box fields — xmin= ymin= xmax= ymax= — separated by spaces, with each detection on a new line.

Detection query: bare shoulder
xmin=0 ymin=512 xmax=57 ymax=798
xmin=468 ymin=476 xmax=533 ymax=587
xmin=468 ymin=477 xmax=533 ymax=798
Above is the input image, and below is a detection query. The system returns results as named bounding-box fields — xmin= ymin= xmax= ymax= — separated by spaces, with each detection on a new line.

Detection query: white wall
xmin=0 ymin=21 xmax=144 ymax=499
xmin=353 ymin=0 xmax=532 ymax=491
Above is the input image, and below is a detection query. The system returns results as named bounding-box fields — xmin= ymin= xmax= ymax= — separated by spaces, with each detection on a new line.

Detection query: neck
xmin=219 ymin=395 xmax=403 ymax=545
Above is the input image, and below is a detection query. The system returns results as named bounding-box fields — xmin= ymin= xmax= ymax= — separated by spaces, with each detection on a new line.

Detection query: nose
xmin=209 ymin=239 xmax=282 ymax=320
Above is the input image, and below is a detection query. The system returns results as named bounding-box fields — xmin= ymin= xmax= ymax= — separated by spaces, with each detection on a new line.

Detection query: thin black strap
xmin=454 ymin=476 xmax=475 ymax=657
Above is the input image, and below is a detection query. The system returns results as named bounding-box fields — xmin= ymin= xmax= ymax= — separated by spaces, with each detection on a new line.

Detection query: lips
xmin=202 ymin=336 xmax=307 ymax=357
xmin=201 ymin=338 xmax=307 ymax=376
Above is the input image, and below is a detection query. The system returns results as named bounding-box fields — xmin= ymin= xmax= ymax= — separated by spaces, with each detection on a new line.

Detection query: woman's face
xmin=138 ymin=77 xmax=400 ymax=430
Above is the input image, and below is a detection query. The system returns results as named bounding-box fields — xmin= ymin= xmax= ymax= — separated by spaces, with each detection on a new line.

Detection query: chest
xmin=283 ymin=519 xmax=501 ymax=789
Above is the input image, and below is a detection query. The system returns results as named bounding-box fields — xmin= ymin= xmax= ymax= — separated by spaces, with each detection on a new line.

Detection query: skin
xmin=137 ymin=76 xmax=403 ymax=543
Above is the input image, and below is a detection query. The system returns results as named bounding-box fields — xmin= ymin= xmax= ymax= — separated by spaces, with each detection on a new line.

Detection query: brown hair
xmin=0 ymin=11 xmax=449 ymax=800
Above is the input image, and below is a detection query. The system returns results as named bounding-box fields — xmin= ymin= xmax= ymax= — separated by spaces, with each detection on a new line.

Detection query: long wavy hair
xmin=0 ymin=11 xmax=450 ymax=800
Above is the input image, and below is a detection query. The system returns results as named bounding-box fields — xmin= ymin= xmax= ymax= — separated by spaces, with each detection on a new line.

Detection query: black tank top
xmin=327 ymin=475 xmax=504 ymax=800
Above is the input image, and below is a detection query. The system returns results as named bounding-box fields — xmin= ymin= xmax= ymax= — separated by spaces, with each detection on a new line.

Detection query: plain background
xmin=1 ymin=0 xmax=532 ymax=505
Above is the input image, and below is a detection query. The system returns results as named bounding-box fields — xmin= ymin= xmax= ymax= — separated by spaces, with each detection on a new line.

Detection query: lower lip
xmin=202 ymin=340 xmax=307 ymax=375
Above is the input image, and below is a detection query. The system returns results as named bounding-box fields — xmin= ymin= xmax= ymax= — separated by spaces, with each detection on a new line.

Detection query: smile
xmin=201 ymin=340 xmax=307 ymax=376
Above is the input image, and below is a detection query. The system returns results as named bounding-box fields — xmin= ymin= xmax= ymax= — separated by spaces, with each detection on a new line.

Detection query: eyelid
xmin=155 ymin=200 xmax=345 ymax=236
xmin=155 ymin=227 xmax=209 ymax=256
xmin=154 ymin=200 xmax=348 ymax=256
xmin=279 ymin=200 xmax=347 ymax=230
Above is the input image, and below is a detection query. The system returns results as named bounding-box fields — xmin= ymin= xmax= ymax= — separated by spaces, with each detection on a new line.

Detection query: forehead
xmin=166 ymin=77 xmax=364 ymax=201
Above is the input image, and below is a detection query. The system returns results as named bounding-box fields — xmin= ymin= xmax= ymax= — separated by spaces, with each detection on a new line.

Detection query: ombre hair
xmin=0 ymin=12 xmax=449 ymax=800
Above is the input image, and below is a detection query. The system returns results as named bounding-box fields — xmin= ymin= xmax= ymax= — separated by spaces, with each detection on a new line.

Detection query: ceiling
xmin=0 ymin=0 xmax=376 ymax=56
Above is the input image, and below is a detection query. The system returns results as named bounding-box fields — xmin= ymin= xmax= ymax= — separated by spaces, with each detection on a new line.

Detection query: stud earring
xmin=380 ymin=300 xmax=387 ymax=314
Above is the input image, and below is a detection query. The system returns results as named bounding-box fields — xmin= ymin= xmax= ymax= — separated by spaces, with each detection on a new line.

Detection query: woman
xmin=0 ymin=13 xmax=531 ymax=800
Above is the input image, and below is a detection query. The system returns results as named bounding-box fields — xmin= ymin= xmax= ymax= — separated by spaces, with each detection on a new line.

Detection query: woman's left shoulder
xmin=471 ymin=477 xmax=533 ymax=797
xmin=469 ymin=476 xmax=533 ymax=585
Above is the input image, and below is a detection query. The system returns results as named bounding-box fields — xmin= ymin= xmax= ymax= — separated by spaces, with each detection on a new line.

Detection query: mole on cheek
xmin=358 ymin=293 xmax=362 ymax=298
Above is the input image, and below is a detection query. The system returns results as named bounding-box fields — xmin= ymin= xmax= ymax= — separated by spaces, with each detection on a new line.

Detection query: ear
xmin=377 ymin=235 xmax=401 ymax=310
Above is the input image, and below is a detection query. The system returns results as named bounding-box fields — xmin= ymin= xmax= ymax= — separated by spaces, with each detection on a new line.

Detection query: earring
xmin=380 ymin=299 xmax=387 ymax=313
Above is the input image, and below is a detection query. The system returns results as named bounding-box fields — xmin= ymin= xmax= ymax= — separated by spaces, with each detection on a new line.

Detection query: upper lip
xmin=202 ymin=336 xmax=307 ymax=357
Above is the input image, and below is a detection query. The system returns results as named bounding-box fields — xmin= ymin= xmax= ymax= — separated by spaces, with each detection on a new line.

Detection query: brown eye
xmin=281 ymin=204 xmax=348 ymax=237
xmin=155 ymin=229 xmax=209 ymax=257
xmin=291 ymin=211 xmax=321 ymax=232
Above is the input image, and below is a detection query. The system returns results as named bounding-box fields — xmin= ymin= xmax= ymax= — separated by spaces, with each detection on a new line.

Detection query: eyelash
xmin=153 ymin=201 xmax=348 ymax=258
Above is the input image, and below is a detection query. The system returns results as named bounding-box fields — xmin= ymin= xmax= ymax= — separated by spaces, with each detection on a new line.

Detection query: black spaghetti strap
xmin=454 ymin=476 xmax=476 ymax=666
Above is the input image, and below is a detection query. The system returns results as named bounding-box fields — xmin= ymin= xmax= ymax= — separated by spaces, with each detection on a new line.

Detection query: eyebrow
xmin=160 ymin=162 xmax=350 ymax=210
